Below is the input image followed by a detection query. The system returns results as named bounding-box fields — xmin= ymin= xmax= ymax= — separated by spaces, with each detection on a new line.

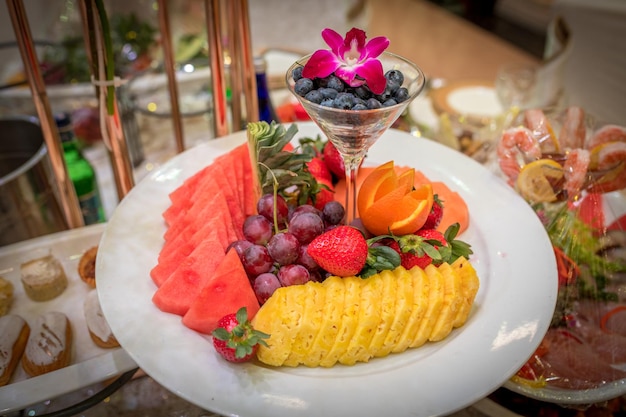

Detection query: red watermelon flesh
xmin=152 ymin=234 xmax=226 ymax=316
xmin=182 ymin=248 xmax=260 ymax=334
xmin=163 ymin=165 xmax=215 ymax=227
xmin=151 ymin=218 xmax=228 ymax=287
xmin=163 ymin=181 xmax=222 ymax=242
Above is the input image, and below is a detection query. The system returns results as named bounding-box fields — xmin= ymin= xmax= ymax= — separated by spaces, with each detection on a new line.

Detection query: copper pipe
xmin=79 ymin=0 xmax=134 ymax=199
xmin=235 ymin=0 xmax=258 ymax=124
xmin=226 ymin=1 xmax=243 ymax=130
xmin=205 ymin=0 xmax=229 ymax=137
xmin=157 ymin=0 xmax=185 ymax=153
xmin=6 ymin=0 xmax=84 ymax=229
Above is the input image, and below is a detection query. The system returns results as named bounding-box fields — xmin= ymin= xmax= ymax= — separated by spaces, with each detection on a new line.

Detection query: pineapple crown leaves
xmin=212 ymin=307 xmax=269 ymax=359
xmin=247 ymin=121 xmax=322 ymax=205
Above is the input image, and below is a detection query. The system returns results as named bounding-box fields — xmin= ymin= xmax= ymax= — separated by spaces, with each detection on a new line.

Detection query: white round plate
xmin=97 ymin=122 xmax=558 ymax=417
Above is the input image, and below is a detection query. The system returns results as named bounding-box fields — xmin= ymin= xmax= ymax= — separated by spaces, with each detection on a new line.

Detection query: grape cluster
xmin=229 ymin=194 xmax=345 ymax=304
xmin=291 ymin=66 xmax=410 ymax=110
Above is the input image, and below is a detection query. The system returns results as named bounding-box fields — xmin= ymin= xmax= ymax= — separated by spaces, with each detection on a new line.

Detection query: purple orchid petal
xmin=302 ymin=49 xmax=340 ymax=79
xmin=334 ymin=66 xmax=365 ymax=88
xmin=338 ymin=28 xmax=367 ymax=60
xmin=364 ymin=36 xmax=390 ymax=59
xmin=321 ymin=28 xmax=344 ymax=55
xmin=355 ymin=59 xmax=386 ymax=94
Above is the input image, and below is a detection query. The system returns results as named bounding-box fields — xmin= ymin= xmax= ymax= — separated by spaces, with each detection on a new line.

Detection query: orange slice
xmin=357 ymin=161 xmax=396 ymax=217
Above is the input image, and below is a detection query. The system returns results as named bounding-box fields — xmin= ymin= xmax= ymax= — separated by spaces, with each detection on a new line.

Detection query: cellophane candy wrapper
xmin=495 ymin=106 xmax=626 ymax=403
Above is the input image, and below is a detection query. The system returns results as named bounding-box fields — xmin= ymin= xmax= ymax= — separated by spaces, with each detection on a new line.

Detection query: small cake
xmin=20 ymin=255 xmax=68 ymax=302
xmin=0 ymin=277 xmax=14 ymax=316
xmin=21 ymin=311 xmax=72 ymax=377
xmin=0 ymin=314 xmax=30 ymax=386
xmin=84 ymin=290 xmax=119 ymax=348
xmin=78 ymin=246 xmax=98 ymax=288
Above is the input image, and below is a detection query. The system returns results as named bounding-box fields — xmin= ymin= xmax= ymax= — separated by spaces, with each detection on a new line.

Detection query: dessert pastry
xmin=0 ymin=277 xmax=14 ymax=316
xmin=0 ymin=314 xmax=30 ymax=386
xmin=78 ymin=246 xmax=98 ymax=288
xmin=21 ymin=311 xmax=73 ymax=377
xmin=83 ymin=290 xmax=119 ymax=348
xmin=20 ymin=255 xmax=68 ymax=302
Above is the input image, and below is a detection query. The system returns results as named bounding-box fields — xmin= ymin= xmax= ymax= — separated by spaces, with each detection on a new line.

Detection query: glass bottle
xmin=255 ymin=56 xmax=278 ymax=123
xmin=54 ymin=112 xmax=106 ymax=225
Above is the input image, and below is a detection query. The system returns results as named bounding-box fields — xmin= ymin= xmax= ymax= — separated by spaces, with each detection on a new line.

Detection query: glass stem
xmin=344 ymin=155 xmax=363 ymax=225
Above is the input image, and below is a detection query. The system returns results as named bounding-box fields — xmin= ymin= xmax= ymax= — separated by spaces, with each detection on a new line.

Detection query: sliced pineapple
xmin=304 ymin=276 xmax=345 ymax=367
xmin=370 ymin=269 xmax=398 ymax=357
xmin=393 ymin=266 xmax=429 ymax=353
xmin=254 ymin=260 xmax=480 ymax=368
xmin=283 ymin=281 xmax=325 ymax=366
xmin=341 ymin=274 xmax=383 ymax=364
xmin=378 ymin=267 xmax=414 ymax=357
xmin=429 ymin=262 xmax=462 ymax=342
xmin=451 ymin=257 xmax=480 ymax=328
xmin=253 ymin=286 xmax=288 ymax=366
xmin=411 ymin=264 xmax=444 ymax=348
xmin=325 ymin=276 xmax=362 ymax=367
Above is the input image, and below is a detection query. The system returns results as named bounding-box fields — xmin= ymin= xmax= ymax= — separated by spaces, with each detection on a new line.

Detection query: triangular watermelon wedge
xmin=182 ymin=248 xmax=260 ymax=335
xmin=152 ymin=235 xmax=226 ymax=316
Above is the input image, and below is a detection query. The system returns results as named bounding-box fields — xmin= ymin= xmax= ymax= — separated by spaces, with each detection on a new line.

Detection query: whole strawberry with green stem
xmin=307 ymin=225 xmax=368 ymax=276
xmin=212 ymin=307 xmax=269 ymax=363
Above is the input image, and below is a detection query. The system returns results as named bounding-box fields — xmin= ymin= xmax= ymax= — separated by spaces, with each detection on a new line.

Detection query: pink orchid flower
xmin=302 ymin=28 xmax=390 ymax=95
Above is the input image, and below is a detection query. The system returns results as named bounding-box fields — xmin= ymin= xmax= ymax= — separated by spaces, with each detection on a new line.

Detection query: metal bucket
xmin=0 ymin=116 xmax=68 ymax=247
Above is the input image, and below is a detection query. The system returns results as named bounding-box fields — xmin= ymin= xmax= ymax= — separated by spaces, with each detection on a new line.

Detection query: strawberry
xmin=421 ymin=194 xmax=444 ymax=230
xmin=388 ymin=229 xmax=447 ymax=270
xmin=211 ymin=307 xmax=269 ymax=363
xmin=307 ymin=226 xmax=368 ymax=276
xmin=323 ymin=141 xmax=345 ymax=179
xmin=311 ymin=183 xmax=335 ymax=211
xmin=307 ymin=156 xmax=333 ymax=185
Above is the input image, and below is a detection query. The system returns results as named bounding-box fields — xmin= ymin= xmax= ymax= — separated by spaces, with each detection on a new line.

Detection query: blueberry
xmin=320 ymin=98 xmax=334 ymax=107
xmin=305 ymin=89 xmax=324 ymax=104
xmin=366 ymin=98 xmax=382 ymax=109
xmin=325 ymin=75 xmax=345 ymax=92
xmin=382 ymin=98 xmax=398 ymax=107
xmin=354 ymin=85 xmax=372 ymax=100
xmin=292 ymin=66 xmax=304 ymax=82
xmin=333 ymin=92 xmax=355 ymax=109
xmin=395 ymin=87 xmax=409 ymax=102
xmin=385 ymin=69 xmax=404 ymax=86
xmin=294 ymin=78 xmax=314 ymax=96
xmin=353 ymin=97 xmax=367 ymax=107
xmin=376 ymin=88 xmax=394 ymax=102
xmin=352 ymin=103 xmax=368 ymax=110
xmin=319 ymin=87 xmax=339 ymax=100
xmin=386 ymin=80 xmax=400 ymax=94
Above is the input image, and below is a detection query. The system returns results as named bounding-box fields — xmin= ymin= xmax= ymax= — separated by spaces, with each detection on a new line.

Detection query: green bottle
xmin=54 ymin=112 xmax=105 ymax=225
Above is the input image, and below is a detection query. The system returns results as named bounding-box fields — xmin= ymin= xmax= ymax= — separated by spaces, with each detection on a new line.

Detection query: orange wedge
xmin=388 ymin=184 xmax=434 ymax=235
xmin=361 ymin=181 xmax=434 ymax=236
xmin=357 ymin=161 xmax=397 ymax=217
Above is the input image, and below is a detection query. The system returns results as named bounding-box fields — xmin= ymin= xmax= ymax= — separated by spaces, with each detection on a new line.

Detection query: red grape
xmin=242 ymin=244 xmax=273 ymax=276
xmin=253 ymin=272 xmax=282 ymax=304
xmin=267 ymin=232 xmax=300 ymax=265
xmin=243 ymin=215 xmax=273 ymax=245
xmin=288 ymin=212 xmax=324 ymax=244
xmin=277 ymin=264 xmax=311 ymax=286
xmin=257 ymin=193 xmax=289 ymax=226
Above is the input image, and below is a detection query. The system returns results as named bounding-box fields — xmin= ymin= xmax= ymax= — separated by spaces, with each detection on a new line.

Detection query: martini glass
xmin=286 ymin=52 xmax=426 ymax=224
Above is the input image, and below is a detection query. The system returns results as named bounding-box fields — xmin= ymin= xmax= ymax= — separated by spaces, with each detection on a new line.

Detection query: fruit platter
xmin=494 ymin=106 xmax=626 ymax=405
xmin=96 ymin=118 xmax=558 ymax=417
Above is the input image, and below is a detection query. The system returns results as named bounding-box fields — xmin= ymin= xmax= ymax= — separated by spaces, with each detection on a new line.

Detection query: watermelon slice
xmin=182 ymin=248 xmax=260 ymax=334
xmin=152 ymin=235 xmax=226 ymax=316
xmin=163 ymin=164 xmax=215 ymax=227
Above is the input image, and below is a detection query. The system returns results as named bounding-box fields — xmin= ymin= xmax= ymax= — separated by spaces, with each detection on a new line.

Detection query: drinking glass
xmin=286 ymin=52 xmax=426 ymax=224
